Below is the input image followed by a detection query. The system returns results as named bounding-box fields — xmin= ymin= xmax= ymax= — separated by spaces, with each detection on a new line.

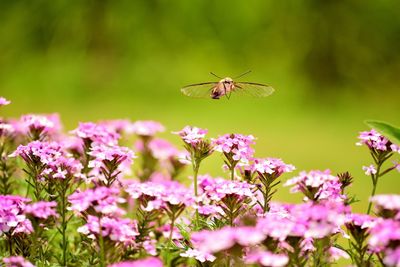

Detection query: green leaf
xmin=365 ymin=120 xmax=400 ymax=143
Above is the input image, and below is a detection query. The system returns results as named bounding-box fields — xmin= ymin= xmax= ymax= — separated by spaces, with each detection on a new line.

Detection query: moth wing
xmin=181 ymin=82 xmax=217 ymax=98
xmin=233 ymin=82 xmax=275 ymax=98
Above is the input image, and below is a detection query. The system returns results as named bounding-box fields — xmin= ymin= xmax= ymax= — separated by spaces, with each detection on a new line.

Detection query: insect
xmin=181 ymin=71 xmax=274 ymax=100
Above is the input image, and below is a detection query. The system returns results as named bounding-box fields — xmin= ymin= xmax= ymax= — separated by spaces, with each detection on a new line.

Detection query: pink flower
xmin=125 ymin=181 xmax=194 ymax=212
xmin=245 ymin=250 xmax=289 ymax=267
xmin=369 ymin=219 xmax=400 ymax=252
xmin=0 ymin=97 xmax=11 ymax=106
xmin=25 ymin=201 xmax=58 ymax=220
xmin=108 ymin=257 xmax=163 ymax=267
xmin=71 ymin=122 xmax=120 ymax=146
xmin=357 ymin=129 xmax=398 ymax=152
xmin=248 ymin=157 xmax=295 ymax=177
xmin=129 ymin=120 xmax=165 ymax=136
xmin=191 ymin=226 xmax=266 ymax=254
xmin=284 ymin=170 xmax=345 ymax=202
xmin=0 ymin=195 xmax=32 ymax=235
xmin=180 ymin=248 xmax=216 ymax=263
xmin=328 ymin=247 xmax=349 ymax=262
xmin=391 ymin=144 xmax=400 ymax=153
xmin=370 ymin=194 xmax=400 ymax=218
xmin=88 ymin=144 xmax=135 ymax=182
xmin=384 ymin=247 xmax=400 ymax=267
xmin=0 ymin=122 xmax=14 ymax=137
xmin=138 ymin=138 xmax=179 ymax=160
xmin=173 ymin=126 xmax=208 ymax=145
xmin=10 ymin=141 xmax=83 ymax=180
xmin=212 ymin=133 xmax=255 ymax=164
xmin=257 ymin=202 xmax=348 ymax=240
xmin=345 ymin=213 xmax=376 ymax=230
xmin=3 ymin=256 xmax=35 ymax=267
xmin=77 ymin=215 xmax=139 ymax=246
xmin=199 ymin=176 xmax=255 ymax=201
xmin=68 ymin=187 xmax=126 ymax=216
xmin=19 ymin=114 xmax=61 ymax=139
xmin=362 ymin=165 xmax=377 ymax=176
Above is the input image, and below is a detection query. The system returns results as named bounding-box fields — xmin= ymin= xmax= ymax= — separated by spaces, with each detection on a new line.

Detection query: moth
xmin=181 ymin=71 xmax=274 ymax=99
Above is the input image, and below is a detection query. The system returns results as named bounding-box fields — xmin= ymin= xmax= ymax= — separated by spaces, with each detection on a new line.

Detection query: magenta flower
xmin=191 ymin=226 xmax=266 ymax=254
xmin=284 ymin=170 xmax=345 ymax=202
xmin=129 ymin=120 xmax=165 ymax=137
xmin=368 ymin=218 xmax=400 ymax=252
xmin=199 ymin=175 xmax=255 ymax=201
xmin=136 ymin=138 xmax=179 ymax=160
xmin=19 ymin=114 xmax=61 ymax=140
xmin=0 ymin=195 xmax=32 ymax=235
xmin=10 ymin=141 xmax=83 ymax=180
xmin=107 ymin=257 xmax=163 ymax=267
xmin=345 ymin=213 xmax=376 ymax=230
xmin=3 ymin=256 xmax=35 ymax=267
xmin=213 ymin=133 xmax=255 ymax=165
xmin=245 ymin=250 xmax=289 ymax=267
xmin=68 ymin=186 xmax=126 ymax=216
xmin=180 ymin=248 xmax=216 ymax=263
xmin=384 ymin=247 xmax=400 ymax=267
xmin=173 ymin=126 xmax=208 ymax=146
xmin=258 ymin=201 xmax=348 ymax=240
xmin=0 ymin=97 xmax=11 ymax=106
xmin=71 ymin=122 xmax=120 ymax=146
xmin=25 ymin=201 xmax=58 ymax=220
xmin=362 ymin=165 xmax=377 ymax=176
xmin=248 ymin=157 xmax=295 ymax=178
xmin=88 ymin=144 xmax=135 ymax=185
xmin=357 ymin=129 xmax=399 ymax=152
xmin=77 ymin=215 xmax=139 ymax=246
xmin=370 ymin=194 xmax=400 ymax=218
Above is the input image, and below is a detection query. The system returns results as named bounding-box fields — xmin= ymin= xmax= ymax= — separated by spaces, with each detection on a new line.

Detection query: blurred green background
xmin=0 ymin=0 xmax=399 ymax=211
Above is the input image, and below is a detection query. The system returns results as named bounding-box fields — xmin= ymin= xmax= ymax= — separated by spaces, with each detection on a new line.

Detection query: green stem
xmin=98 ymin=217 xmax=106 ymax=267
xmin=192 ymin=157 xmax=200 ymax=229
xmin=169 ymin=213 xmax=176 ymax=249
xmin=367 ymin=163 xmax=382 ymax=215
xmin=61 ymin=181 xmax=68 ymax=266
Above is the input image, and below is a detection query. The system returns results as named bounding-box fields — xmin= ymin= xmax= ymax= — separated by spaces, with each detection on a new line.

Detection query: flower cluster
xmin=129 ymin=120 xmax=165 ymax=137
xmin=68 ymin=186 xmax=126 ymax=216
xmin=370 ymin=194 xmax=400 ymax=219
xmin=77 ymin=215 xmax=139 ymax=246
xmin=197 ymin=175 xmax=255 ymax=224
xmin=25 ymin=201 xmax=58 ymax=220
xmin=10 ymin=141 xmax=83 ymax=180
xmin=247 ymin=157 xmax=295 ymax=178
xmin=357 ymin=129 xmax=400 ymax=153
xmin=88 ymin=144 xmax=135 ymax=185
xmin=284 ymin=169 xmax=345 ymax=202
xmin=173 ymin=126 xmax=208 ymax=146
xmin=0 ymin=195 xmax=32 ymax=235
xmin=18 ymin=114 xmax=61 ymax=140
xmin=71 ymin=122 xmax=120 ymax=146
xmin=213 ymin=133 xmax=255 ymax=165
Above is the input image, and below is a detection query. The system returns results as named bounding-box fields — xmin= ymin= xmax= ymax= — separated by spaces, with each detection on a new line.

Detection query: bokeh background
xmin=1 ymin=0 xmax=399 ymax=212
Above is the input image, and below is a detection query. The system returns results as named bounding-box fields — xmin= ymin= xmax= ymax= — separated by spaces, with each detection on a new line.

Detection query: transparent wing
xmin=181 ymin=82 xmax=217 ymax=98
xmin=233 ymin=82 xmax=275 ymax=98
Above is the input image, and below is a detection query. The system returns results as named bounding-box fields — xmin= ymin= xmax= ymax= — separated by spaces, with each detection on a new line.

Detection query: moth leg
xmin=223 ymin=84 xmax=231 ymax=100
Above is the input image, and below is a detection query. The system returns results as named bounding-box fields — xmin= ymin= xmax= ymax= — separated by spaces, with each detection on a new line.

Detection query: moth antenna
xmin=234 ymin=70 xmax=251 ymax=79
xmin=210 ymin=72 xmax=222 ymax=79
